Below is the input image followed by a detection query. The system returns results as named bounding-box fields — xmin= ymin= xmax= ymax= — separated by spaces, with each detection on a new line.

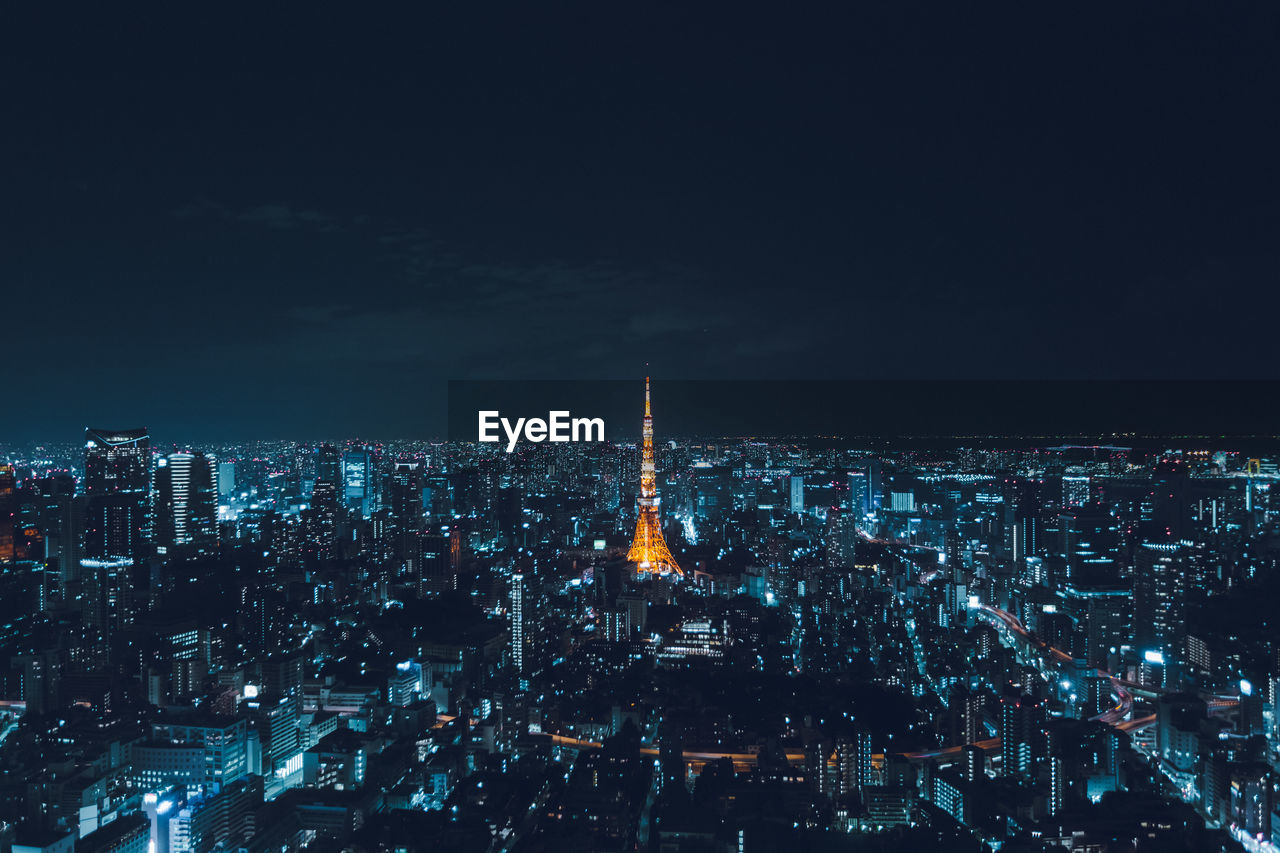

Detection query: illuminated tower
xmin=626 ymin=378 xmax=682 ymax=576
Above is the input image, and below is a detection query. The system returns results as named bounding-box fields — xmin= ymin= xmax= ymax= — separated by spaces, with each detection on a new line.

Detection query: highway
xmin=974 ymin=603 xmax=1134 ymax=724
xmin=0 ymin=701 xmax=25 ymax=750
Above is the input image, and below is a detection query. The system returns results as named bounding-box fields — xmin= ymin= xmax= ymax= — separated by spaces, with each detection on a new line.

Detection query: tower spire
xmin=626 ymin=376 xmax=681 ymax=576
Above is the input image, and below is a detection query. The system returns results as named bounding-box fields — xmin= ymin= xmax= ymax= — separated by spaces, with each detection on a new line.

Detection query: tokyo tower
xmin=626 ymin=377 xmax=682 ymax=576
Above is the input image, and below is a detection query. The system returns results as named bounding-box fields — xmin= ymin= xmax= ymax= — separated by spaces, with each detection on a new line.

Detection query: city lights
xmin=1 ymin=6 xmax=1274 ymax=849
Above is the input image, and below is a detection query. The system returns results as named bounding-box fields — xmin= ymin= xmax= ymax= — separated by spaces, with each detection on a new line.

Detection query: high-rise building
xmin=834 ymin=730 xmax=874 ymax=795
xmin=1061 ymin=586 xmax=1129 ymax=668
xmin=510 ymin=572 xmax=526 ymax=674
xmin=389 ymin=462 xmax=423 ymax=522
xmin=34 ymin=473 xmax=78 ymax=597
xmin=1057 ymin=505 xmax=1120 ymax=583
xmin=626 ymin=378 xmax=681 ymax=576
xmin=307 ymin=444 xmax=341 ymax=559
xmin=217 ymin=461 xmax=236 ymax=498
xmin=1062 ymin=472 xmax=1090 ymax=507
xmin=1237 ymin=679 xmax=1265 ymax=737
xmin=789 ymin=475 xmax=804 ymax=515
xmin=1048 ymin=754 xmax=1065 ymax=816
xmin=1005 ymin=477 xmax=1043 ymax=564
xmin=344 ymin=449 xmax=373 ymax=516
xmin=144 ymin=617 xmax=209 ymax=703
xmin=1230 ymin=763 xmax=1272 ymax=839
xmin=254 ymin=692 xmax=302 ymax=797
xmin=962 ymin=743 xmax=984 ymax=783
xmin=866 ymin=459 xmax=883 ymax=512
xmin=390 ymin=462 xmax=423 ymax=575
xmin=824 ymin=507 xmax=855 ymax=570
xmin=1134 ymin=542 xmax=1190 ymax=666
xmin=953 ymin=685 xmax=984 ymax=745
xmin=999 ymin=693 xmax=1038 ymax=781
xmin=83 ymin=427 xmax=150 ymax=561
xmin=847 ymin=470 xmax=869 ymax=518
xmin=0 ymin=465 xmax=17 ymax=562
xmin=153 ymin=452 xmax=218 ymax=554
xmin=418 ymin=531 xmax=456 ymax=596
xmin=82 ymin=556 xmax=136 ymax=634
xmin=84 ymin=427 xmax=150 ymax=496
xmin=1155 ymin=693 xmax=1204 ymax=776
xmin=315 ymin=443 xmax=341 ymax=493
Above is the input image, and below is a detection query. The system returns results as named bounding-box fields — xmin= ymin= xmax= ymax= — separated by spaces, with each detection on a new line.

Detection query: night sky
xmin=5 ymin=7 xmax=1278 ymax=441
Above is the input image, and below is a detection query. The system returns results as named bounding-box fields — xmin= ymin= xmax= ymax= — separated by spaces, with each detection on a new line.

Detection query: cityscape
xmin=0 ymin=380 xmax=1278 ymax=852
xmin=6 ymin=5 xmax=1278 ymax=853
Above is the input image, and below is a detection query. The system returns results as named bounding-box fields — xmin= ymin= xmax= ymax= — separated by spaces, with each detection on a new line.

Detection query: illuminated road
xmin=975 ymin=603 xmax=1133 ymax=724
xmin=857 ymin=529 xmax=944 ymax=556
xmin=1117 ymin=713 xmax=1156 ymax=733
xmin=0 ymin=701 xmax=25 ymax=749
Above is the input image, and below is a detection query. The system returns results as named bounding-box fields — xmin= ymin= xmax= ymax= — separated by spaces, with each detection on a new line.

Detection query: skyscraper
xmin=1056 ymin=505 xmax=1119 ymax=583
xmin=315 ymin=443 xmax=341 ymax=494
xmin=999 ymin=692 xmax=1038 ymax=782
xmin=847 ymin=470 xmax=869 ymax=518
xmin=510 ymin=572 xmax=526 ymax=674
xmin=153 ymin=451 xmax=219 ymax=554
xmin=0 ymin=465 xmax=16 ymax=562
xmin=1134 ymin=542 xmax=1190 ymax=666
xmin=626 ymin=378 xmax=681 ymax=576
xmin=83 ymin=427 xmax=150 ymax=561
xmin=953 ymin=684 xmax=984 ymax=745
xmin=218 ymin=461 xmax=236 ymax=498
xmin=34 ymin=473 xmax=77 ymax=596
xmin=389 ymin=462 xmax=423 ymax=575
xmin=84 ymin=427 xmax=150 ymax=496
xmin=824 ymin=507 xmax=855 ymax=570
xmin=309 ymin=443 xmax=341 ymax=558
xmin=82 ymin=556 xmax=136 ymax=633
xmin=343 ymin=448 xmax=373 ymax=516
xmin=789 ymin=475 xmax=804 ymax=515
xmin=866 ymin=458 xmax=883 ymax=512
xmin=418 ymin=531 xmax=457 ymax=595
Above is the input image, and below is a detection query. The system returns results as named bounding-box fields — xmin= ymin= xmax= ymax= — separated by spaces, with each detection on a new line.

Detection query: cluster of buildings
xmin=0 ymin=390 xmax=1278 ymax=851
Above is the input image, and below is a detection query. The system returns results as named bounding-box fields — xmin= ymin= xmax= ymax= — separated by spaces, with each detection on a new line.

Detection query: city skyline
xmin=3 ymin=405 xmax=1280 ymax=850
xmin=3 ymin=6 xmax=1279 ymax=852
xmin=10 ymin=378 xmax=1280 ymax=448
